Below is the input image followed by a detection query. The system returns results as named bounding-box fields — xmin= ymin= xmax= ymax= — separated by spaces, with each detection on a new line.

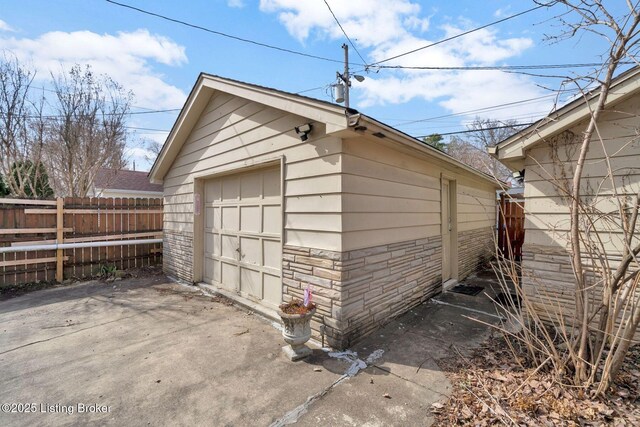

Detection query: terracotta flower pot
xmin=278 ymin=307 xmax=316 ymax=361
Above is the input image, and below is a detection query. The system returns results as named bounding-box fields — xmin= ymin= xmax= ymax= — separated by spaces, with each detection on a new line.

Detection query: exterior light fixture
xmin=295 ymin=123 xmax=313 ymax=141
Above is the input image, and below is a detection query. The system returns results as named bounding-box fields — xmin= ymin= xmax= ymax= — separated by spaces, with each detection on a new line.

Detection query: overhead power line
xmin=375 ymin=62 xmax=633 ymax=71
xmin=415 ymin=122 xmax=535 ymax=138
xmin=392 ymin=93 xmax=569 ymax=126
xmin=323 ymin=0 xmax=368 ymax=66
xmin=28 ymin=85 xmax=182 ymax=112
xmin=370 ymin=4 xmax=546 ymax=66
xmin=105 ymin=0 xmax=357 ymax=66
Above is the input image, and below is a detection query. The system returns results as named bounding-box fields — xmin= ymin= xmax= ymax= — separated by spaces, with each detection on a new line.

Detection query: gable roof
xmin=491 ymin=66 xmax=640 ymax=170
xmin=95 ymin=168 xmax=163 ymax=193
xmin=148 ymin=73 xmax=501 ymax=187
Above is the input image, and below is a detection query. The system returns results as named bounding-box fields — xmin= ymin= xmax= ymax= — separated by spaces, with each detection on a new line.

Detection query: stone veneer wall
xmin=458 ymin=226 xmax=494 ymax=280
xmin=282 ymin=236 xmax=442 ymax=349
xmin=521 ymin=243 xmax=583 ymax=325
xmin=164 ymin=230 xmax=194 ymax=283
xmin=521 ymin=244 xmax=640 ymax=342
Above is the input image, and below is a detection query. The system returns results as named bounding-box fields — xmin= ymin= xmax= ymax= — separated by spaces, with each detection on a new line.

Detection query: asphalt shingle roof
xmin=94 ymin=168 xmax=163 ymax=193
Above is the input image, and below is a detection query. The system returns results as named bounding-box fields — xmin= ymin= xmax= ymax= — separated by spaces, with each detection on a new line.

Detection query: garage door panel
xmin=240 ymin=236 xmax=260 ymax=265
xmin=240 ymin=268 xmax=262 ymax=299
xmin=263 ymin=240 xmax=280 ymax=269
xmin=263 ymin=273 xmax=281 ymax=307
xmin=263 ymin=205 xmax=281 ymax=234
xmin=221 ymin=234 xmax=238 ymax=259
xmin=212 ymin=234 xmax=221 ymax=256
xmin=221 ymin=262 xmax=238 ymax=291
xmin=240 ymin=206 xmax=261 ymax=233
xmin=212 ymin=260 xmax=221 ymax=282
xmin=205 ymin=180 xmax=221 ymax=203
xmin=240 ymin=172 xmax=261 ymax=200
xmin=204 ymin=258 xmax=213 ymax=281
xmin=222 ymin=206 xmax=239 ymax=231
xmin=205 ymin=207 xmax=215 ymax=228
xmin=204 ymin=258 xmax=221 ymax=283
xmin=222 ymin=176 xmax=239 ymax=201
xmin=213 ymin=207 xmax=221 ymax=230
xmin=263 ymin=168 xmax=280 ymax=198
xmin=204 ymin=234 xmax=215 ymax=255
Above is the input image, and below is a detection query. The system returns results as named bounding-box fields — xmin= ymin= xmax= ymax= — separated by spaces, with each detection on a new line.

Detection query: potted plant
xmin=278 ymin=287 xmax=316 ymax=361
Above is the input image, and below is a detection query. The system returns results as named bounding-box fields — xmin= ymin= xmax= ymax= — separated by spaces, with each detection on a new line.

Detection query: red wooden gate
xmin=498 ymin=193 xmax=525 ymax=261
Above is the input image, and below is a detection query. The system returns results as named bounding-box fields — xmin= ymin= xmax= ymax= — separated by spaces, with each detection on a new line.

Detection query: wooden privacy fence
xmin=498 ymin=193 xmax=525 ymax=261
xmin=0 ymin=197 xmax=163 ymax=286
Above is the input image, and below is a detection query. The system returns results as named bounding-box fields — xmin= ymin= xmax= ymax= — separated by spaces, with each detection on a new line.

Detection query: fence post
xmin=56 ymin=197 xmax=64 ymax=282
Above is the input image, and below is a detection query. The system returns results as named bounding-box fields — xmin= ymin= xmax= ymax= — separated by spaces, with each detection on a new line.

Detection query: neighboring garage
xmin=149 ymin=73 xmax=500 ymax=348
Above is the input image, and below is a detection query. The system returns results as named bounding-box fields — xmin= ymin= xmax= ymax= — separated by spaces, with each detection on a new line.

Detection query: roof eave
xmin=355 ymin=116 xmax=503 ymax=188
xmin=494 ymin=66 xmax=640 ymax=164
xmin=148 ymin=74 xmax=349 ymax=183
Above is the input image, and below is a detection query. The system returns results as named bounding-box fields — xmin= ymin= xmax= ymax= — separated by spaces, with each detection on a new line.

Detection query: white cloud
xmin=260 ymin=0 xmax=549 ymax=124
xmin=494 ymin=6 xmax=512 ymax=18
xmin=227 ymin=0 xmax=245 ymax=8
xmin=0 ymin=29 xmax=187 ymax=109
xmin=0 ymin=19 xmax=15 ymax=32
xmin=260 ymin=0 xmax=422 ymax=46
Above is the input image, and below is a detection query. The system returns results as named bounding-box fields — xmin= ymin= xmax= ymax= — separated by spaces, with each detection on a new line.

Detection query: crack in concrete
xmin=269 ymin=349 xmax=384 ymax=426
xmin=269 ymin=374 xmax=349 ymax=427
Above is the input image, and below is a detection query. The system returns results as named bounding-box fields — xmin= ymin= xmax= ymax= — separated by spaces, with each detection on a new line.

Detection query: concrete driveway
xmin=0 ymin=271 xmax=501 ymax=426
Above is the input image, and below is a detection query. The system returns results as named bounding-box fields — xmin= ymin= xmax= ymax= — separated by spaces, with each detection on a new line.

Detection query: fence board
xmin=1 ymin=197 xmax=163 ymax=287
xmin=498 ymin=193 xmax=525 ymax=261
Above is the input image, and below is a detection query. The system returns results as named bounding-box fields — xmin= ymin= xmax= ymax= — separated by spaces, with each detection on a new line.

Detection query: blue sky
xmin=0 ymin=0 xmax=631 ymax=170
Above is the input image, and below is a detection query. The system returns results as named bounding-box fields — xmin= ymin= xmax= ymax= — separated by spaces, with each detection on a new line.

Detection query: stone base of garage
xmin=164 ymin=230 xmax=194 ymax=283
xmin=282 ymin=236 xmax=443 ymax=349
xmin=458 ymin=226 xmax=494 ymax=280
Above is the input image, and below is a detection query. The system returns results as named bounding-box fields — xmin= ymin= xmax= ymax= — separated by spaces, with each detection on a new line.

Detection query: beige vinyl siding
xmin=457 ymin=184 xmax=495 ymax=232
xmin=340 ymin=137 xmax=498 ymax=252
xmin=162 ymin=91 xmax=343 ymax=251
xmin=523 ymin=95 xmax=640 ymax=250
xmin=521 ymin=94 xmax=640 ymax=336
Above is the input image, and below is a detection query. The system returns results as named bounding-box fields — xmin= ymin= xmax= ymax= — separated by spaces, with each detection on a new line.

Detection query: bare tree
xmin=446 ymin=118 xmax=521 ymax=182
xmin=143 ymin=137 xmax=164 ymax=165
xmin=0 ymin=53 xmax=48 ymax=198
xmin=491 ymin=0 xmax=640 ymax=397
xmin=43 ymin=64 xmax=132 ymax=197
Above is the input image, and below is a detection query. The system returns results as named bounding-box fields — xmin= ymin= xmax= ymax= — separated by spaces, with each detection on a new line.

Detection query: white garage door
xmin=203 ymin=166 xmax=282 ymax=309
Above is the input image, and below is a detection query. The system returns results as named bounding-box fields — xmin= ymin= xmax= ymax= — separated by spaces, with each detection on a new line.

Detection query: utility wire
xmin=0 ymin=109 xmax=180 ymax=119
xmin=28 ymin=85 xmax=182 ymax=112
xmin=370 ymin=4 xmax=546 ymax=66
xmin=390 ymin=93 xmax=570 ymax=126
xmin=322 ymin=0 xmax=368 ymax=66
xmin=105 ymin=0 xmax=357 ymax=66
xmin=375 ymin=62 xmax=634 ymax=71
xmin=126 ymin=126 xmax=170 ymax=132
xmin=415 ymin=122 xmax=535 ymax=138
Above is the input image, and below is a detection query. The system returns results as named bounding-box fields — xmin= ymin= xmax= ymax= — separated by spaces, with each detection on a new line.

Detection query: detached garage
xmin=149 ymin=73 xmax=500 ymax=348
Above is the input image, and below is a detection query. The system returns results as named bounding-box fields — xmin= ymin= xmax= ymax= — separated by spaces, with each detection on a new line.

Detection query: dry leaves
xmin=434 ymin=338 xmax=640 ymax=426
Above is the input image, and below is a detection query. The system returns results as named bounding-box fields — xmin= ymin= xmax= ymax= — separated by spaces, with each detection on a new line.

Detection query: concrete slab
xmin=0 ymin=276 xmax=345 ymax=426
xmin=0 ymin=268 xmax=504 ymax=427
xmin=292 ymin=274 xmax=504 ymax=426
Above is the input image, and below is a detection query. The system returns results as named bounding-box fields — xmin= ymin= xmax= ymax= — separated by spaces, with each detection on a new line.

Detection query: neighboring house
xmin=490 ymin=66 xmax=640 ymax=325
xmin=149 ymin=73 xmax=500 ymax=348
xmin=91 ymin=168 xmax=163 ymax=199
